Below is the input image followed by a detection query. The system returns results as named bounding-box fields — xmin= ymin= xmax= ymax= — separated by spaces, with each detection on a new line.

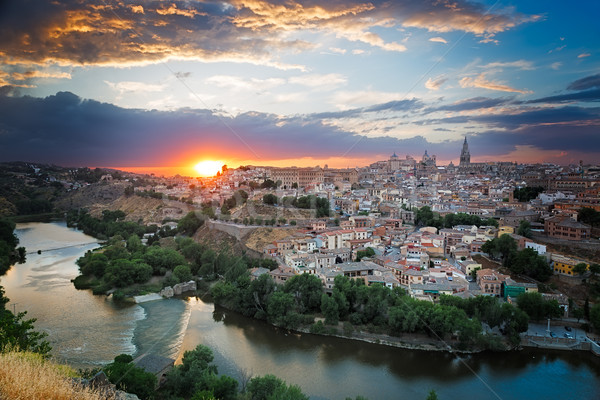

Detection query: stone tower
xmin=459 ymin=136 xmax=470 ymax=165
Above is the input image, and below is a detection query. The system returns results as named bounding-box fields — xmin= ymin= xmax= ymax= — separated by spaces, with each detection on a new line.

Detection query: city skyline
xmin=0 ymin=0 xmax=599 ymax=173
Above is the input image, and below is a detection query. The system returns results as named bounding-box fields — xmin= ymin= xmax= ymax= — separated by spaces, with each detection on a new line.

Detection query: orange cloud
xmin=459 ymin=73 xmax=532 ymax=94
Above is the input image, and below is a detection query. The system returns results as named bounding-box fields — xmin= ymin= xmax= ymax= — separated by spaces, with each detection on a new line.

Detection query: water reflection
xmin=180 ymin=297 xmax=600 ymax=400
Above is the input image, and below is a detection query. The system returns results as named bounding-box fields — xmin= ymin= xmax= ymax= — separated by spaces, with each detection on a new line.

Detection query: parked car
xmin=565 ymin=326 xmax=572 ymax=332
xmin=564 ymin=333 xmax=573 ymax=339
xmin=550 ymin=331 xmax=557 ymax=338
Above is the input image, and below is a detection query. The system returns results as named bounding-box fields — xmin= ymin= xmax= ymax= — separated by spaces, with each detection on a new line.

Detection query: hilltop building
xmin=459 ymin=136 xmax=470 ymax=166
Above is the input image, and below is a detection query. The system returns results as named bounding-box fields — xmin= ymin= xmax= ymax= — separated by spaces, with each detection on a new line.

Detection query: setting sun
xmin=194 ymin=160 xmax=223 ymax=177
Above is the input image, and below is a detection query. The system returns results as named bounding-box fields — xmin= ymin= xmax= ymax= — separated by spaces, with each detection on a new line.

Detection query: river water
xmin=2 ymin=222 xmax=599 ymax=399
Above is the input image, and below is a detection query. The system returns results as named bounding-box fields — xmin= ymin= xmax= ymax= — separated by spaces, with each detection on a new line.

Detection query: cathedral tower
xmin=459 ymin=136 xmax=470 ymax=165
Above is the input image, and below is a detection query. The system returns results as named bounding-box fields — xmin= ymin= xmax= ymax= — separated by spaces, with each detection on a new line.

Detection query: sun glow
xmin=194 ymin=160 xmax=223 ymax=177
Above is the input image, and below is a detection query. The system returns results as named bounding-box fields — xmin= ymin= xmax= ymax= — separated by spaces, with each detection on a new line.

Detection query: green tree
xmin=513 ymin=186 xmax=544 ymax=202
xmin=263 ymin=193 xmax=278 ymax=205
xmin=126 ymin=234 xmax=144 ymax=254
xmin=178 ymin=211 xmax=205 ymax=235
xmin=482 ymin=234 xmax=517 ymax=267
xmin=517 ymin=220 xmax=532 ymax=238
xmin=355 ymin=247 xmax=375 ymax=262
xmin=261 ymin=179 xmax=277 ymax=189
xmin=143 ymin=246 xmax=187 ymax=275
xmin=573 ymin=263 xmax=588 ymax=276
xmin=283 ymin=274 xmax=323 ymax=313
xmin=104 ymin=354 xmax=157 ymax=400
xmin=426 ymin=389 xmax=439 ymax=400
xmin=247 ymin=374 xmax=309 ymax=400
xmin=573 ymin=308 xmax=584 ymax=323
xmin=516 ymin=292 xmax=561 ymax=320
xmin=321 ymin=293 xmax=339 ymax=325
xmin=508 ymin=247 xmax=552 ymax=281
xmin=578 ymin=207 xmax=600 ymax=228
xmin=267 ymin=291 xmax=298 ymax=328
xmin=163 ymin=344 xmax=238 ymax=398
xmin=174 ymin=264 xmax=193 ymax=282
xmin=591 ymin=304 xmax=600 ymax=331
xmin=589 ymin=263 xmax=600 ymax=279
xmin=0 ymin=285 xmax=51 ymax=356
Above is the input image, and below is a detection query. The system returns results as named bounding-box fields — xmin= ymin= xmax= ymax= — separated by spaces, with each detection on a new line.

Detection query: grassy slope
xmin=0 ymin=351 xmax=112 ymax=400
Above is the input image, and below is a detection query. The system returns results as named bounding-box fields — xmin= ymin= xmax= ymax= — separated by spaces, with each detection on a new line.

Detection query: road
xmin=526 ymin=322 xmax=585 ymax=340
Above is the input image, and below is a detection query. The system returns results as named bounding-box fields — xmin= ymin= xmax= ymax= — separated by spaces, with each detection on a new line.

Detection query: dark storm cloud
xmin=0 ymin=91 xmax=456 ymax=165
xmin=526 ymin=89 xmax=600 ymax=104
xmin=567 ymin=73 xmax=600 ymax=91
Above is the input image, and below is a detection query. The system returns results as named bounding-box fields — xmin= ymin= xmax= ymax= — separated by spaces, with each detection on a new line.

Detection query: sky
xmin=0 ymin=0 xmax=599 ymax=175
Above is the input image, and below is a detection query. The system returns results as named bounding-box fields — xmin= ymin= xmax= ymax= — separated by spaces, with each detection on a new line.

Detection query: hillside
xmin=243 ymin=226 xmax=300 ymax=252
xmin=0 ymin=351 xmax=116 ymax=400
xmin=55 ymin=181 xmax=193 ymax=225
xmin=232 ymin=201 xmax=315 ymax=221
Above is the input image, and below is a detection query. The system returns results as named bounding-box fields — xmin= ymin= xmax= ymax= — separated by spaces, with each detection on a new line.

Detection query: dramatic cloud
xmin=526 ymin=89 xmax=600 ymax=104
xmin=0 ymin=91 xmax=439 ymax=165
xmin=1 ymin=91 xmax=598 ymax=166
xmin=567 ymin=73 xmax=600 ymax=91
xmin=459 ymin=73 xmax=533 ymax=94
xmin=0 ymin=0 xmax=539 ymax=85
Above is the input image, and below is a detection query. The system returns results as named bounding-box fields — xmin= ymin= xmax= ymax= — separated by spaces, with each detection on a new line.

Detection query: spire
xmin=460 ymin=136 xmax=470 ymax=165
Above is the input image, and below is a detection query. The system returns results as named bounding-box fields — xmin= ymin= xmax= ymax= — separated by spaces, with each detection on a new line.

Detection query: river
xmin=2 ymin=222 xmax=599 ymax=399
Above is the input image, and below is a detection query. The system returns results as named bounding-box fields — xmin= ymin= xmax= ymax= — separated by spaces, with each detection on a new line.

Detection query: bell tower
xmin=459 ymin=136 xmax=471 ymax=165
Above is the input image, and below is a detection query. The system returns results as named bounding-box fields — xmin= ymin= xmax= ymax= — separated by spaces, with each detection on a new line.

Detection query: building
xmin=502 ymin=278 xmax=538 ymax=300
xmin=476 ymin=268 xmax=509 ymax=297
xmin=459 ymin=136 xmax=471 ymax=166
xmin=269 ymin=167 xmax=324 ymax=189
xmin=551 ymin=254 xmax=588 ymax=276
xmin=544 ymin=215 xmax=591 ymax=241
xmin=133 ymin=354 xmax=175 ymax=388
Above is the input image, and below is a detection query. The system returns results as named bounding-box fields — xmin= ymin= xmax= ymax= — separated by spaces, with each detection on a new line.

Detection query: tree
xmin=247 ymin=374 xmax=309 ymax=400
xmin=591 ymin=304 xmax=600 ymax=331
xmin=0 ymin=219 xmax=25 ymax=275
xmin=573 ymin=263 xmax=588 ymax=276
xmin=517 ymin=220 xmax=532 ymax=238
xmin=263 ymin=193 xmax=278 ymax=205
xmin=174 ymin=264 xmax=193 ymax=282
xmin=426 ymin=389 xmax=439 ymax=400
xmin=516 ymin=292 xmax=561 ymax=320
xmin=584 ymin=298 xmax=590 ymax=320
xmin=163 ymin=344 xmax=235 ymax=399
xmin=267 ymin=291 xmax=295 ymax=327
xmin=178 ymin=211 xmax=205 ymax=235
xmin=283 ymin=274 xmax=323 ymax=313
xmin=508 ymin=247 xmax=552 ymax=281
xmin=321 ymin=293 xmax=339 ymax=325
xmin=355 ymin=247 xmax=375 ymax=262
xmin=126 ymin=234 xmax=144 ymax=254
xmin=513 ymin=186 xmax=544 ymax=202
xmin=261 ymin=179 xmax=277 ymax=189
xmin=0 ymin=285 xmax=51 ymax=356
xmin=482 ymin=234 xmax=517 ymax=267
xmin=572 ymin=308 xmax=584 ymax=323
xmin=578 ymin=207 xmax=600 ymax=228
xmin=104 ymin=354 xmax=157 ymax=400
xmin=589 ymin=263 xmax=600 ymax=279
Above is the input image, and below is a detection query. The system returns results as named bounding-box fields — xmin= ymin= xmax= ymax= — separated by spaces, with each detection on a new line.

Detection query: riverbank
xmin=298 ymin=324 xmax=481 ymax=353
